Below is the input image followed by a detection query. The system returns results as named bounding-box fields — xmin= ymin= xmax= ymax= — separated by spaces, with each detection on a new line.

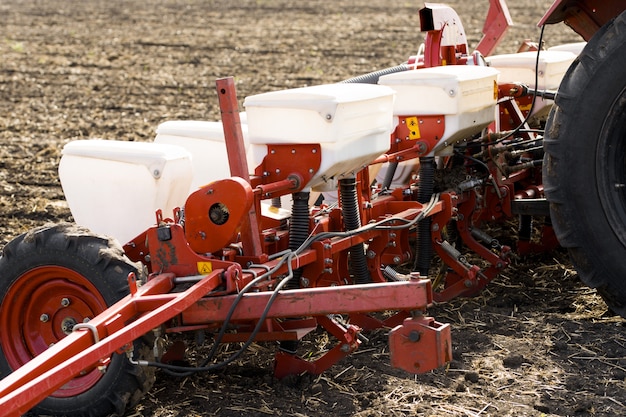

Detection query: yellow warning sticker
xmin=197 ymin=262 xmax=213 ymax=274
xmin=406 ymin=116 xmax=421 ymax=140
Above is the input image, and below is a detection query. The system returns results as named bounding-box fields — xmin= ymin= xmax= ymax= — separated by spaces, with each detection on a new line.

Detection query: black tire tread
xmin=543 ymin=11 xmax=626 ymax=316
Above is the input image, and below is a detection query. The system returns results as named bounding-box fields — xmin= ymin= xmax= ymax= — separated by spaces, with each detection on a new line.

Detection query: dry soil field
xmin=1 ymin=1 xmax=625 ymax=416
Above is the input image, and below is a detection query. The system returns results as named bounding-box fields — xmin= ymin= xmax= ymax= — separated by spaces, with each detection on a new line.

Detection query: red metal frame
xmin=476 ymin=0 xmax=513 ymax=56
xmin=184 ymin=176 xmax=254 ymax=254
xmin=0 ymin=78 xmax=456 ymax=415
xmin=2 ymin=1 xmax=604 ymax=415
xmin=390 ymin=115 xmax=446 ymax=157
xmin=217 ymin=77 xmax=264 ymax=257
xmin=539 ymin=0 xmax=626 ymax=40
xmin=0 ymin=265 xmax=447 ymax=415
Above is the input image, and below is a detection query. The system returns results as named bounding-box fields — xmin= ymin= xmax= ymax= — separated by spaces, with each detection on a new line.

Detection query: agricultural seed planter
xmin=2 ymin=0 xmax=626 ymax=416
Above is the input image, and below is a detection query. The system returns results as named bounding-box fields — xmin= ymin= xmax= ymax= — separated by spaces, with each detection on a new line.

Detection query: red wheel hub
xmin=0 ymin=266 xmax=108 ymax=397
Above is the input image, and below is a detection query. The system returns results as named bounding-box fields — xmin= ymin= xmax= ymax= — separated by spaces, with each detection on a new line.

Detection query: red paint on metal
xmin=389 ymin=316 xmax=452 ymax=373
xmin=253 ymin=144 xmax=321 ymax=194
xmin=476 ymin=0 xmax=513 ymax=56
xmin=181 ymin=278 xmax=432 ymax=324
xmin=0 ymin=271 xmax=222 ymax=415
xmin=390 ymin=115 xmax=446 ymax=157
xmin=274 ymin=315 xmax=361 ymax=378
xmin=216 ymin=77 xmax=264 ymax=257
xmin=539 ymin=0 xmax=626 ymax=40
xmin=2 ymin=0 xmax=576 ymax=408
xmin=0 ymin=266 xmax=108 ymax=398
xmin=184 ymin=177 xmax=254 ymax=254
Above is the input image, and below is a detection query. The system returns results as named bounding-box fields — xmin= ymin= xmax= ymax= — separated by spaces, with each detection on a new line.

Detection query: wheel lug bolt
xmin=60 ymin=298 xmax=70 ymax=307
xmin=40 ymin=314 xmax=49 ymax=322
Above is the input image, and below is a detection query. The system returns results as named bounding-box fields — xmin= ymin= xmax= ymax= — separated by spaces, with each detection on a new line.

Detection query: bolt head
xmin=408 ymin=330 xmax=421 ymax=342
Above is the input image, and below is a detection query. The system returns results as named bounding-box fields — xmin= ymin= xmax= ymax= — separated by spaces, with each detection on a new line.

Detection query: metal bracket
xmin=73 ymin=323 xmax=100 ymax=344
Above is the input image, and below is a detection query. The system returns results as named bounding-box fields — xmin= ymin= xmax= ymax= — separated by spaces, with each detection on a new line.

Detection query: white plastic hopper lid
xmin=243 ymin=83 xmax=395 ymax=122
xmin=61 ymin=139 xmax=191 ymax=179
xmin=157 ymin=120 xmax=224 ymax=139
xmin=156 ymin=118 xmax=248 ymax=142
xmin=547 ymin=42 xmax=586 ymax=55
xmin=486 ymin=50 xmax=577 ymax=66
xmin=379 ymin=65 xmax=500 ymax=86
xmin=379 ymin=66 xmax=499 ymax=100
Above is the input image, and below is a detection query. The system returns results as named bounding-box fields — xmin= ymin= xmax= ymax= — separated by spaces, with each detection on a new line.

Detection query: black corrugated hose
xmin=415 ymin=157 xmax=435 ymax=276
xmin=339 ymin=178 xmax=371 ymax=284
xmin=279 ymin=191 xmax=310 ymax=354
xmin=341 ymin=63 xmax=409 ymax=85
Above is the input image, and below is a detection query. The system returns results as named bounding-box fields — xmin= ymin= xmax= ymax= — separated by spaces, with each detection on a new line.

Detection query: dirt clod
xmin=503 ymin=354 xmax=527 ymax=368
xmin=464 ymin=371 xmax=480 ymax=383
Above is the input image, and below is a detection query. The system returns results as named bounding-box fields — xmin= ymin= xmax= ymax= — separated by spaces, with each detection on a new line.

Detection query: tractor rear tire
xmin=0 ymin=223 xmax=155 ymax=417
xmin=543 ymin=10 xmax=626 ymax=317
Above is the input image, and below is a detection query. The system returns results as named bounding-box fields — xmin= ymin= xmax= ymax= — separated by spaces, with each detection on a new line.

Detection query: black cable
xmin=490 ymin=25 xmax=547 ymax=145
xmin=457 ymin=150 xmax=491 ymax=173
xmin=139 ymin=256 xmax=296 ymax=375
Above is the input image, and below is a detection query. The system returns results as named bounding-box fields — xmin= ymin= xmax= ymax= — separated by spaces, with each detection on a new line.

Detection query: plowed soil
xmin=1 ymin=1 xmax=625 ymax=416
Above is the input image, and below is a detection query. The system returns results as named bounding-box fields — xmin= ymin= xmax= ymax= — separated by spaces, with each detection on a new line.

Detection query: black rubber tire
xmin=543 ymin=10 xmax=626 ymax=317
xmin=0 ymin=223 xmax=155 ymax=417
